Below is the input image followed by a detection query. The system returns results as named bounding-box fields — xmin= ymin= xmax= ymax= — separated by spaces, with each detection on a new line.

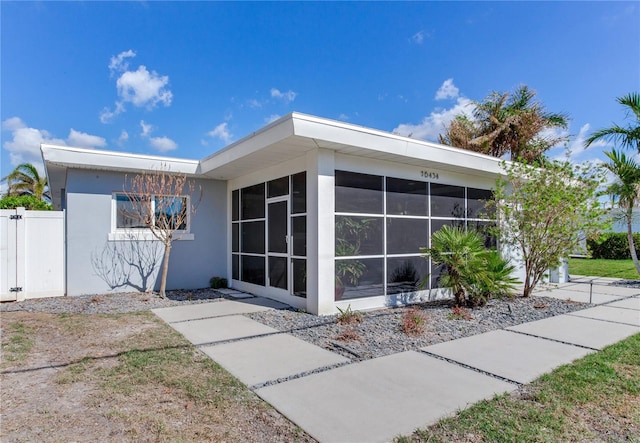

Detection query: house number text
xmin=420 ymin=170 xmax=439 ymax=180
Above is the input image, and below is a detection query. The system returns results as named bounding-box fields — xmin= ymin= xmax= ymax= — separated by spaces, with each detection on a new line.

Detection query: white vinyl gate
xmin=0 ymin=208 xmax=65 ymax=302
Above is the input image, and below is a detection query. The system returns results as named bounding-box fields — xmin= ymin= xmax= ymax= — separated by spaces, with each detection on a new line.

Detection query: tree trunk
xmin=159 ymin=242 xmax=172 ymax=298
xmin=626 ymin=207 xmax=640 ymax=276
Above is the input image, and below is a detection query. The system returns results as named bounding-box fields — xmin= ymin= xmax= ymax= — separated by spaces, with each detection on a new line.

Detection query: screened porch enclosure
xmin=334 ymin=170 xmax=495 ymax=301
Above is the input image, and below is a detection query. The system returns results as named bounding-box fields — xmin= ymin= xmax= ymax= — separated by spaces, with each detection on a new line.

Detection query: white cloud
xmin=548 ymin=123 xmax=611 ymax=162
xmin=207 ymin=122 xmax=232 ymax=143
xmin=101 ymin=51 xmax=173 ymax=123
xmin=338 ymin=113 xmax=349 ymax=121
xmin=2 ymin=117 xmax=26 ymax=131
xmin=100 ymin=101 xmax=125 ymax=124
xmin=393 ymin=96 xmax=474 ymax=142
xmin=139 ymin=120 xmax=154 ymax=137
xmin=149 ymin=136 xmax=177 ymax=152
xmin=117 ymin=130 xmax=129 ymax=146
xmin=67 ymin=129 xmax=106 ymax=148
xmin=248 ymin=98 xmax=263 ymax=109
xmin=2 ymin=117 xmax=105 ymax=169
xmin=117 ymin=65 xmax=172 ymax=108
xmin=264 ymin=114 xmax=281 ymax=124
xmin=270 ymin=88 xmax=297 ymax=103
xmin=411 ymin=29 xmax=432 ymax=44
xmin=435 ymin=78 xmax=459 ymax=100
xmin=109 ymin=49 xmax=136 ymax=76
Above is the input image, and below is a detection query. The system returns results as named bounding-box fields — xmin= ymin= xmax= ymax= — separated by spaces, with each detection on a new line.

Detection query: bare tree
xmin=122 ymin=167 xmax=201 ymax=297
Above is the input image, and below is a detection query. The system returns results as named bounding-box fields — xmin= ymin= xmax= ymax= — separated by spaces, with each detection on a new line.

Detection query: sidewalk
xmin=153 ymin=283 xmax=639 ymax=443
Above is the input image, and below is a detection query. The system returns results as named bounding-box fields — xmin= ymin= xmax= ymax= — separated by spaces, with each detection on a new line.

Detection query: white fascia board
xmin=199 ymin=116 xmax=296 ymax=173
xmin=290 ymin=113 xmax=505 ymax=176
xmin=41 ymin=144 xmax=201 ymax=175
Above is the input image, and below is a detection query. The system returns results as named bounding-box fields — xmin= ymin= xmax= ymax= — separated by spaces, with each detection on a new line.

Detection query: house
xmin=42 ymin=112 xmax=505 ymax=315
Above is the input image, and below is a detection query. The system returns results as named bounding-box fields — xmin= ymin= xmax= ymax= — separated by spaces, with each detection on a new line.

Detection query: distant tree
xmin=492 ymin=160 xmax=607 ymax=297
xmin=0 ymin=194 xmax=52 ymax=210
xmin=121 ymin=167 xmax=201 ymax=297
xmin=586 ymin=92 xmax=640 ymax=153
xmin=1 ymin=163 xmax=50 ymax=201
xmin=440 ymin=85 xmax=568 ymax=163
xmin=601 ymin=150 xmax=640 ymax=276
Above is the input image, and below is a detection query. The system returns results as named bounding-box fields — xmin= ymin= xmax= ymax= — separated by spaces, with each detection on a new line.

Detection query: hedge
xmin=0 ymin=195 xmax=52 ymax=210
xmin=587 ymin=232 xmax=640 ymax=259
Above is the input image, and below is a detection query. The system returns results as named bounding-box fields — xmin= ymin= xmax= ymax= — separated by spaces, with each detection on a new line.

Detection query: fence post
xmin=15 ymin=207 xmax=27 ymax=301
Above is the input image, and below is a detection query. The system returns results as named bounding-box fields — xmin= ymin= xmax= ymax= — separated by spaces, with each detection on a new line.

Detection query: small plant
xmin=336 ymin=304 xmax=363 ymax=325
xmin=335 ymin=328 xmax=361 ymax=342
xmin=401 ymin=306 xmax=428 ymax=335
xmin=448 ymin=306 xmax=473 ymax=321
xmin=209 ymin=276 xmax=228 ymax=289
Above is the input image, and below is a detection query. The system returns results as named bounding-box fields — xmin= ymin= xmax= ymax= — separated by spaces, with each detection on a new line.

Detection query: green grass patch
xmin=1 ymin=321 xmax=35 ymax=363
xmin=396 ymin=333 xmax=640 ymax=442
xmin=568 ymin=258 xmax=639 ymax=280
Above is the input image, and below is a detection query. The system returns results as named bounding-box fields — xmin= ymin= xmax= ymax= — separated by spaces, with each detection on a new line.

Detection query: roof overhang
xmin=42 ymin=112 xmax=507 ymax=208
xmin=41 ymin=144 xmax=200 ymax=209
xmin=199 ymin=112 xmax=505 ymax=180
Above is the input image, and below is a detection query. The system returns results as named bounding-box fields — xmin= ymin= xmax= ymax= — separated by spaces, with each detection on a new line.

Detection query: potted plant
xmin=335 ymin=242 xmax=366 ymax=300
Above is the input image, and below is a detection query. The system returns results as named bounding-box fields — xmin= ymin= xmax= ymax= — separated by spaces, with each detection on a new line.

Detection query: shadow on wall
xmin=91 ymin=236 xmax=162 ymax=292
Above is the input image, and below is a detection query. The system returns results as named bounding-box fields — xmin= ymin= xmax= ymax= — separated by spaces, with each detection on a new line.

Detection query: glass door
xmin=267 ymin=199 xmax=289 ymax=291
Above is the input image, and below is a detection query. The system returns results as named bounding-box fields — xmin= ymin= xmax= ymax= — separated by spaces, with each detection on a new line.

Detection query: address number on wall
xmin=420 ymin=171 xmax=439 ymax=180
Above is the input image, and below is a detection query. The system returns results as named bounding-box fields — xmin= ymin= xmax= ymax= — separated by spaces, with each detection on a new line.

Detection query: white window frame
xmin=108 ymin=192 xmax=194 ymax=241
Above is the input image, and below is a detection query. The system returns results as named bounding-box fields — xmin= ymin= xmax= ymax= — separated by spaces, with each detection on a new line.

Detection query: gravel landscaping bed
xmin=0 ymin=288 xmax=225 ymax=315
xmin=0 ymin=285 xmax=622 ymax=362
xmin=246 ymin=296 xmax=589 ymax=361
xmin=0 ymin=288 xmax=589 ymax=361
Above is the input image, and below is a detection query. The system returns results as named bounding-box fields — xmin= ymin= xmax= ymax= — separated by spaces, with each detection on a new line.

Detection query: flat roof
xmin=42 ymin=112 xmax=506 ymax=207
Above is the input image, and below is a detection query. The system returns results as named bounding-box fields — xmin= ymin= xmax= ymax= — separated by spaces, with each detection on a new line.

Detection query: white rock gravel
xmin=0 ymin=288 xmax=609 ymax=362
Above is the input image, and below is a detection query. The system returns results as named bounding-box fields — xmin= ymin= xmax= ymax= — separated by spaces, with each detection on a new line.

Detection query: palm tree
xmin=586 ymin=93 xmax=640 ymax=153
xmin=440 ymin=85 xmax=568 ymax=163
xmin=1 ymin=163 xmax=50 ymax=201
xmin=602 ymin=150 xmax=640 ymax=276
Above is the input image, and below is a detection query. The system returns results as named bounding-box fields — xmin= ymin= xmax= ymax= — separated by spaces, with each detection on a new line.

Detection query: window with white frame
xmin=111 ymin=193 xmax=192 ymax=239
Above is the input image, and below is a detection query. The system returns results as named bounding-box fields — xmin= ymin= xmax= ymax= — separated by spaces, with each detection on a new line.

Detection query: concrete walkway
xmin=152 ymin=285 xmax=640 ymax=443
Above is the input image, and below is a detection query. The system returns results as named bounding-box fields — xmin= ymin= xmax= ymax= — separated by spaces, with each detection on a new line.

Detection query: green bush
xmin=587 ymin=232 xmax=640 ymax=259
xmin=0 ymin=195 xmax=52 ymax=210
xmin=209 ymin=277 xmax=228 ymax=289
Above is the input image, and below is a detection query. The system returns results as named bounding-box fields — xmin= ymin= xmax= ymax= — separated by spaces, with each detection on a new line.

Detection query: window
xmin=111 ymin=193 xmax=192 ymax=241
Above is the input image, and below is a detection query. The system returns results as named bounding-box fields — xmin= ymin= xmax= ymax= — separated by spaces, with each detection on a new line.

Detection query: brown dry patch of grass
xmin=0 ymin=310 xmax=313 ymax=442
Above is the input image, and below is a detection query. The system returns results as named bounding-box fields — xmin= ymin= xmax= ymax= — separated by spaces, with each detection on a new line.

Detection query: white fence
xmin=0 ymin=208 xmax=65 ymax=302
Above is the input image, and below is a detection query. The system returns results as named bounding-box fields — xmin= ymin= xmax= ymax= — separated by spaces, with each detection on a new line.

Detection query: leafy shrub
xmin=0 ymin=195 xmax=52 ymax=210
xmin=448 ymin=306 xmax=473 ymax=321
xmin=336 ymin=304 xmax=363 ymax=325
xmin=587 ymin=233 xmax=640 ymax=259
xmin=401 ymin=306 xmax=428 ymax=335
xmin=209 ymin=277 xmax=228 ymax=289
xmin=421 ymin=226 xmax=519 ymax=307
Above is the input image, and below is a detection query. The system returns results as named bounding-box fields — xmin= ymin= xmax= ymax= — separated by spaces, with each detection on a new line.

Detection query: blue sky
xmin=2 ymin=1 xmax=639 ymax=180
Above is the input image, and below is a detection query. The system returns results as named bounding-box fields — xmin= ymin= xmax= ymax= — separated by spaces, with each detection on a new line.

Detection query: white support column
xmin=306 ymin=148 xmax=335 ymax=315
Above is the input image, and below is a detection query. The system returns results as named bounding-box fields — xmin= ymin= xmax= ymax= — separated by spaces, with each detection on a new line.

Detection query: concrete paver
xmin=532 ymin=288 xmax=623 ymax=305
xmin=507 ymin=313 xmax=639 ymax=350
xmin=607 ymin=296 xmax=640 ymax=310
xmin=169 ymin=315 xmax=278 ymax=345
xmin=256 ymin=351 xmax=515 ymax=443
xmin=201 ymin=334 xmax=350 ymax=386
xmin=551 ymin=282 xmax=639 ymax=297
xmin=152 ymin=298 xmax=287 ymax=323
xmin=422 ymin=330 xmax=593 ymax=384
xmin=568 ymin=305 xmax=640 ymax=326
